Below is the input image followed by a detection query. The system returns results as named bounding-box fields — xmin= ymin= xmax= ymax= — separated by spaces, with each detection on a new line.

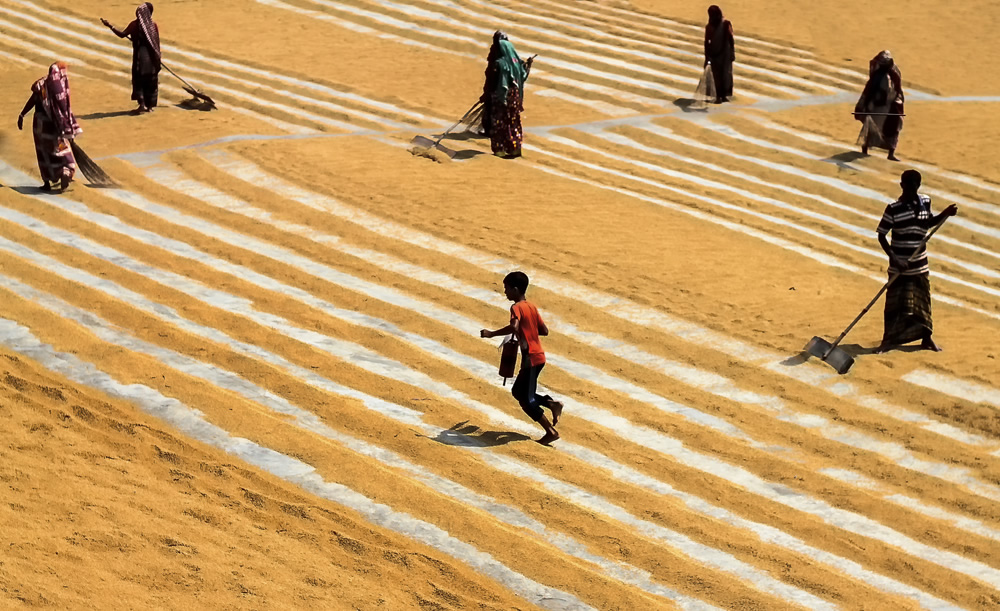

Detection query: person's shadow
xmin=822 ymin=151 xmax=867 ymax=170
xmin=10 ymin=185 xmax=69 ymax=196
xmin=443 ymin=130 xmax=487 ymax=142
xmin=673 ymin=98 xmax=709 ymax=113
xmin=77 ymin=110 xmax=137 ymax=120
xmin=426 ymin=421 xmax=531 ymax=447
xmin=450 ymin=148 xmax=487 ymax=161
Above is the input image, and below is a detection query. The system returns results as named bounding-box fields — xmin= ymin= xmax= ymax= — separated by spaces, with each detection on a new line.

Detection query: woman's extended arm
xmin=16 ymin=92 xmax=35 ymax=130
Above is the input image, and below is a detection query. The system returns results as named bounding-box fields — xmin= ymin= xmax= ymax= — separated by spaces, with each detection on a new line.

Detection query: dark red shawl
xmin=32 ymin=63 xmax=81 ymax=138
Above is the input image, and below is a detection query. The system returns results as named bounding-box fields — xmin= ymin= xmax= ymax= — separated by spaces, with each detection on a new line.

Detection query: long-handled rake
xmin=162 ymin=62 xmax=216 ymax=108
xmin=804 ymin=216 xmax=948 ymax=374
xmin=117 ymin=30 xmax=217 ymax=108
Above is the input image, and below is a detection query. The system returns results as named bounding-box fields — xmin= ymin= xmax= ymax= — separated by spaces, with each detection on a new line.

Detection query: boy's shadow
xmin=427 ymin=421 xmax=531 ymax=447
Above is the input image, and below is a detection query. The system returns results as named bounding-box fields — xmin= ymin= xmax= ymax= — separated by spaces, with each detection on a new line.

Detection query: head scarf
xmin=865 ymin=49 xmax=903 ymax=104
xmin=487 ymin=30 xmax=508 ymax=63
xmin=493 ymin=39 xmax=527 ymax=102
xmin=31 ymin=62 xmax=81 ymax=138
xmin=708 ymin=5 xmax=723 ymax=26
xmin=869 ymin=50 xmax=894 ymax=75
xmin=136 ymin=2 xmax=161 ymax=59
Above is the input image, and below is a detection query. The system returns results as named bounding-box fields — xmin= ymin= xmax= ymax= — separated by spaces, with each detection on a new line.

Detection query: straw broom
xmin=70 ymin=141 xmax=116 ymax=187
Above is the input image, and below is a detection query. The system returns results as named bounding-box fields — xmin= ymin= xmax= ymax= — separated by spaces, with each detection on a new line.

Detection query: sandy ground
xmin=0 ymin=0 xmax=998 ymax=609
xmin=637 ymin=0 xmax=1000 ymax=96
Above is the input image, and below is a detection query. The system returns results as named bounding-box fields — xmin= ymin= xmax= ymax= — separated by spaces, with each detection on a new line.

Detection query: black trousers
xmin=511 ymin=362 xmax=551 ymax=422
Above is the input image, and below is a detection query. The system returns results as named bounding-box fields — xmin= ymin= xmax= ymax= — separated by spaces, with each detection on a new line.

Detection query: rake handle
xmin=822 ymin=216 xmax=948 ymax=358
xmin=119 ymin=32 xmax=204 ymax=98
xmin=433 ymin=101 xmax=483 ymax=146
xmin=161 ymin=62 xmax=195 ymax=91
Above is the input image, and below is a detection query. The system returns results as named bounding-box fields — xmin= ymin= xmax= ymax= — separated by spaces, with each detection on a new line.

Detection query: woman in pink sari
xmin=17 ymin=62 xmax=82 ymax=192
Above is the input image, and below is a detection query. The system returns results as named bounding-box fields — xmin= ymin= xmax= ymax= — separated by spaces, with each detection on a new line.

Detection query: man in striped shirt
xmin=874 ymin=170 xmax=957 ymax=353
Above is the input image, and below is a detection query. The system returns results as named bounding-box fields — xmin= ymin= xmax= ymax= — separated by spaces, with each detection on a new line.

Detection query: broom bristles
xmin=690 ymin=64 xmax=716 ymax=109
xmin=70 ymin=141 xmax=116 ymax=187
xmin=856 ymin=115 xmax=886 ymax=149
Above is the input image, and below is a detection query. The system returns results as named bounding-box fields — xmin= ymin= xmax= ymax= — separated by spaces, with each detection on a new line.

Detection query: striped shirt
xmin=876 ymin=194 xmax=932 ymax=276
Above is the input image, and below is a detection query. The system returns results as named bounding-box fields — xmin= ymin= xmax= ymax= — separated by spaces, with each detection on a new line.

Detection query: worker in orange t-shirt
xmin=480 ymin=271 xmax=563 ymax=445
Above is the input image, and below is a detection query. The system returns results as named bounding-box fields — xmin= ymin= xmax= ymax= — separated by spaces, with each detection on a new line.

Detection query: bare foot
xmin=921 ymin=337 xmax=943 ymax=352
xmin=888 ymin=153 xmax=900 ymax=162
xmin=537 ymin=431 xmax=560 ymax=446
xmin=549 ymin=400 xmax=563 ymax=426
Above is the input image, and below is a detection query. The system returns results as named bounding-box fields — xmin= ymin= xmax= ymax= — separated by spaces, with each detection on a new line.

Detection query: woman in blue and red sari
xmin=102 ymin=2 xmax=161 ymax=113
xmin=17 ymin=62 xmax=81 ymax=192
xmin=486 ymin=35 xmax=533 ymax=158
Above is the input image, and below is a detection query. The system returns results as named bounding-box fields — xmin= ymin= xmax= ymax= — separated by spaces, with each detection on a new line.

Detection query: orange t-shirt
xmin=511 ymin=300 xmax=546 ymax=366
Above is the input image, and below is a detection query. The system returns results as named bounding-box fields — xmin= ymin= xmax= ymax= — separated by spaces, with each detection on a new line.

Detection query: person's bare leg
xmin=888 ymin=148 xmax=900 ymax=161
xmin=549 ymin=399 xmax=563 ymax=426
xmin=536 ymin=414 xmax=560 ymax=445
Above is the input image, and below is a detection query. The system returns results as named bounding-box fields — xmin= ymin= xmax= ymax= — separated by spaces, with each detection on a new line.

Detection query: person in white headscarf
xmin=102 ymin=3 xmax=161 ymax=113
xmin=854 ymin=50 xmax=904 ymax=161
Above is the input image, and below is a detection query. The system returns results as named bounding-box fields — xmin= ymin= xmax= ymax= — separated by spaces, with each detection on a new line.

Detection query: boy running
xmin=480 ymin=271 xmax=563 ymax=445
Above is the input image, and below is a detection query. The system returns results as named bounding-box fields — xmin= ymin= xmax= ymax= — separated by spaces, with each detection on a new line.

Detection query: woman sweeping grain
xmin=704 ymin=5 xmax=735 ymax=104
xmin=479 ymin=30 xmax=506 ymax=137
xmin=102 ymin=2 xmax=161 ymax=113
xmin=855 ymin=50 xmax=904 ymax=161
xmin=486 ymin=35 xmax=534 ymax=158
xmin=16 ymin=62 xmax=81 ymax=192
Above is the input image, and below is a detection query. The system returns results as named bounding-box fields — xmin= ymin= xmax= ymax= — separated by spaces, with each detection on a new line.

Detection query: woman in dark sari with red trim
xmin=487 ymin=37 xmax=533 ymax=158
xmin=17 ymin=62 xmax=81 ymax=192
xmin=102 ymin=2 xmax=161 ymax=113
